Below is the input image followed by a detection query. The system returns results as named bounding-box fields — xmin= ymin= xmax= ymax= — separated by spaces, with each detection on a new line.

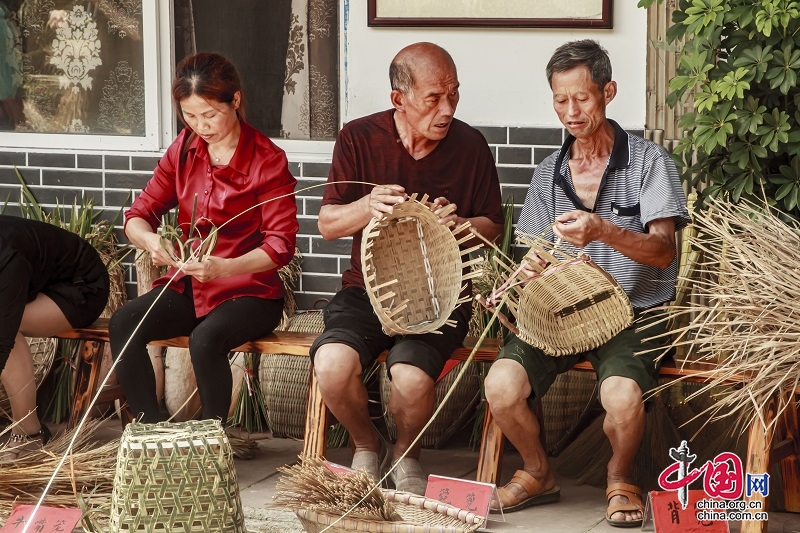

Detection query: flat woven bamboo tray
xmin=0 ymin=337 xmax=56 ymax=416
xmin=259 ymin=310 xmax=325 ymax=439
xmin=294 ymin=490 xmax=484 ymax=533
xmin=361 ymin=194 xmax=480 ymax=336
xmin=109 ymin=419 xmax=246 ymax=533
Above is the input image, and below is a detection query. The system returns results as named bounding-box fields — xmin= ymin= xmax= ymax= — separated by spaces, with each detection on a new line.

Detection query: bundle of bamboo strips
xmin=0 ymin=419 xmax=117 ymax=522
xmin=274 ymin=456 xmax=400 ymax=522
xmin=648 ymin=196 xmax=800 ymax=434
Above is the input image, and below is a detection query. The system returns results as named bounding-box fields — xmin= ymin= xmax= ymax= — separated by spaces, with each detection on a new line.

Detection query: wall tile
xmin=0 ymin=151 xmax=25 ymax=166
xmin=302 ymin=162 xmax=331 ymax=178
xmin=311 ymin=236 xmax=351 ymax=255
xmin=28 ymin=152 xmax=75 ymax=168
xmin=105 ymin=155 xmax=130 ymax=170
xmin=509 ymin=127 xmax=562 ymax=146
xmin=476 ymin=126 xmax=507 ymax=144
xmin=77 ymin=154 xmax=103 ymax=168
xmin=131 ymin=156 xmax=161 ymax=171
xmin=300 ymin=255 xmax=339 ymax=275
xmin=301 ymin=274 xmax=342 ymax=293
xmin=298 ymin=217 xmax=319 ymax=235
xmin=498 ymin=146 xmax=532 ymax=165
xmin=498 ymin=166 xmax=533 ymax=186
xmin=42 ymin=170 xmax=102 ymax=188
xmin=105 ymin=172 xmax=151 ymax=190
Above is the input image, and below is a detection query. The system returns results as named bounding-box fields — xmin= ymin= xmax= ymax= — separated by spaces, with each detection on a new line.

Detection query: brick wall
xmin=0 ymin=125 xmax=643 ymax=310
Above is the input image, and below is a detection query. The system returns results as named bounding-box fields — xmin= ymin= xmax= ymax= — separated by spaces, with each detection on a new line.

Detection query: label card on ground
xmin=425 ymin=474 xmax=495 ymax=521
xmin=0 ymin=504 xmax=83 ymax=533
xmin=643 ymin=490 xmax=730 ymax=533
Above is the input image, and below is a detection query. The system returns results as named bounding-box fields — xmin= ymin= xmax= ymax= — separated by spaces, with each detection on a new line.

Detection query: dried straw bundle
xmin=0 ymin=419 xmax=117 ymax=522
xmin=274 ymin=456 xmax=401 ymax=522
xmin=649 ymin=196 xmax=800 ymax=434
xmin=361 ymin=194 xmax=482 ymax=336
xmin=479 ymin=234 xmax=633 ymax=356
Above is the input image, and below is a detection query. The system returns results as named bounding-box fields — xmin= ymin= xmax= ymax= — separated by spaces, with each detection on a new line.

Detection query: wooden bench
xmin=55 ymin=319 xmax=797 ymax=533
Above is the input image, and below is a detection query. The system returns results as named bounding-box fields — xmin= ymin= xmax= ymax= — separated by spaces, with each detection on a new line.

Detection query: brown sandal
xmin=605 ymin=482 xmax=644 ymax=528
xmin=489 ymin=469 xmax=560 ymax=514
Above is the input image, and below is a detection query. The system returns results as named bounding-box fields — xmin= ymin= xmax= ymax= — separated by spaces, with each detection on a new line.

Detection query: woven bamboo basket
xmin=540 ymin=370 xmax=598 ymax=455
xmin=0 ymin=337 xmax=57 ymax=416
xmin=259 ymin=310 xmax=325 ymax=439
xmin=379 ymin=362 xmax=481 ymax=449
xmin=484 ymin=236 xmax=634 ymax=357
xmin=294 ymin=490 xmax=483 ymax=533
xmin=109 ymin=419 xmax=245 ymax=533
xmin=361 ymin=194 xmax=481 ymax=336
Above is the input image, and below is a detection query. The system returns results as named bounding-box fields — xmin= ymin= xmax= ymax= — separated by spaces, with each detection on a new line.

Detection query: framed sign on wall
xmin=367 ymin=0 xmax=613 ymax=28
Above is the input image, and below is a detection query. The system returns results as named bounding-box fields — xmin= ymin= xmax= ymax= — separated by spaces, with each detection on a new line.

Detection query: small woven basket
xmin=361 ymin=194 xmax=478 ymax=336
xmin=294 ymin=490 xmax=484 ymax=533
xmin=259 ymin=310 xmax=325 ymax=439
xmin=0 ymin=337 xmax=57 ymax=416
xmin=481 ymin=237 xmax=634 ymax=357
xmin=110 ymin=419 xmax=246 ymax=533
xmin=516 ymin=251 xmax=633 ymax=356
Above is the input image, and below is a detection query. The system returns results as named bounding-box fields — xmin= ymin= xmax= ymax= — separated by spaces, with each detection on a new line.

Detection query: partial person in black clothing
xmin=0 ymin=215 xmax=109 ymax=462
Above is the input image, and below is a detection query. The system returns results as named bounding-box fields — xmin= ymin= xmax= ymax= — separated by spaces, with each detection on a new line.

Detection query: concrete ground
xmin=27 ymin=419 xmax=799 ymax=533
xmin=231 ymin=435 xmax=800 ymax=533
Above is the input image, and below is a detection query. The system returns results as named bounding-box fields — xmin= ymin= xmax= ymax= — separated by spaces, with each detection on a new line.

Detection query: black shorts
xmin=309 ymin=286 xmax=468 ymax=381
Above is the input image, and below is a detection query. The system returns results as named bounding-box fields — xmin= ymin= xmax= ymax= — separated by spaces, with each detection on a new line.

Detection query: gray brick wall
xmin=0 ymin=125 xmax=643 ymax=310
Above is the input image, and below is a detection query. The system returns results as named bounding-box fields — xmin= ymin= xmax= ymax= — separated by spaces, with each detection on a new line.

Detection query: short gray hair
xmin=546 ymin=39 xmax=612 ymax=90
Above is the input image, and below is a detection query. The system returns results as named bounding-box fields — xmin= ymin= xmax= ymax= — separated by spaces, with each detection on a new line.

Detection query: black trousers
xmin=109 ymin=279 xmax=283 ymax=422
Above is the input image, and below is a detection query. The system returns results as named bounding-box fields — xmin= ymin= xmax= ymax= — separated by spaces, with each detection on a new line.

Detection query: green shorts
xmin=496 ymin=310 xmax=669 ymax=407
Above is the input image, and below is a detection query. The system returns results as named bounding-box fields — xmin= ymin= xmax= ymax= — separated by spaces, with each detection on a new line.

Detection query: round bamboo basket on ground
xmin=259 ymin=310 xmax=325 ymax=439
xmin=540 ymin=369 xmax=598 ymax=455
xmin=361 ymin=194 xmax=479 ymax=336
xmin=110 ymin=419 xmax=245 ymax=533
xmin=294 ymin=490 xmax=483 ymax=533
xmin=0 ymin=337 xmax=57 ymax=416
xmin=379 ymin=362 xmax=481 ymax=449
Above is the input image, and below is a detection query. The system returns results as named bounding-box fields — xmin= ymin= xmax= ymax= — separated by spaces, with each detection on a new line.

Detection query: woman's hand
xmin=178 ymin=256 xmax=228 ymax=283
xmin=143 ymin=232 xmax=177 ymax=268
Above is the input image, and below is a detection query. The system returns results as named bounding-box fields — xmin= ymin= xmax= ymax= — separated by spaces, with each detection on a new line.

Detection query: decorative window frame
xmin=1 ymin=2 xmax=338 ymax=159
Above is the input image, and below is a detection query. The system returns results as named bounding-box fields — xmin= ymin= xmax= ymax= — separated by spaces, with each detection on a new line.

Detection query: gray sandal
xmin=0 ymin=424 xmax=51 ymax=463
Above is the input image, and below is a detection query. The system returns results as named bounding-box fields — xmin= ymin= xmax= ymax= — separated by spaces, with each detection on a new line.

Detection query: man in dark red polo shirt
xmin=310 ymin=42 xmax=503 ymax=494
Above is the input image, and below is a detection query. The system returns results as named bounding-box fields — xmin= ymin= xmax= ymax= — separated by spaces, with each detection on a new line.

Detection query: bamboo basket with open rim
xmin=484 ymin=235 xmax=634 ymax=357
xmin=361 ymin=194 xmax=482 ymax=336
xmin=109 ymin=419 xmax=245 ymax=533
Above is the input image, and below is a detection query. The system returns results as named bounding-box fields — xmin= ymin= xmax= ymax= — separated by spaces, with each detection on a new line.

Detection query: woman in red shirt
xmin=109 ymin=52 xmax=298 ymax=423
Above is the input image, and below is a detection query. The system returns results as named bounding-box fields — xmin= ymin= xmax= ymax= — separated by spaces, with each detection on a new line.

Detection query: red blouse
xmin=125 ymin=121 xmax=298 ymax=317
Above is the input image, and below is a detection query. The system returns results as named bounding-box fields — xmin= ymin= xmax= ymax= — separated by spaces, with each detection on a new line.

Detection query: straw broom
xmin=274 ymin=456 xmax=402 ymax=522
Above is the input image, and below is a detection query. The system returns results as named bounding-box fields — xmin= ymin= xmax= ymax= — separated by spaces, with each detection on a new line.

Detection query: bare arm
xmin=553 ymin=210 xmax=676 ymax=269
xmin=318 ymin=185 xmax=406 ymax=240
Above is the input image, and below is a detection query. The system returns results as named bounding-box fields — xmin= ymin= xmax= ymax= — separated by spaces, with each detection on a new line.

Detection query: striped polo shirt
xmin=517 ymin=119 xmax=690 ymax=310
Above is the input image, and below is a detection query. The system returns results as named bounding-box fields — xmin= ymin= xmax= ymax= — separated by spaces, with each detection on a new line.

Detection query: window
xmin=0 ymin=0 xmax=165 ymax=150
xmin=173 ymin=0 xmax=339 ymax=142
xmin=0 ymin=1 xmax=338 ymax=151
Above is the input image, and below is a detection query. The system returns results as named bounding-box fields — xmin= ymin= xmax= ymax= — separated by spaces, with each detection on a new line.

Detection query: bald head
xmin=390 ymin=42 xmax=457 ymax=96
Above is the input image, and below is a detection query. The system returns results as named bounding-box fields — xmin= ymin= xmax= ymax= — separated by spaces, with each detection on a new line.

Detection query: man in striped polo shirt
xmin=483 ymin=40 xmax=689 ymax=527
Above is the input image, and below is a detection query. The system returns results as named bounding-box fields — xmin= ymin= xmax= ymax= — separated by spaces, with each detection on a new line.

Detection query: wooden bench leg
xmin=303 ymin=370 xmax=328 ymax=459
xmin=69 ymin=340 xmax=105 ymax=428
xmin=778 ymin=398 xmax=800 ymax=512
xmin=476 ymin=404 xmax=504 ymax=485
xmin=741 ymin=397 xmax=776 ymax=533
